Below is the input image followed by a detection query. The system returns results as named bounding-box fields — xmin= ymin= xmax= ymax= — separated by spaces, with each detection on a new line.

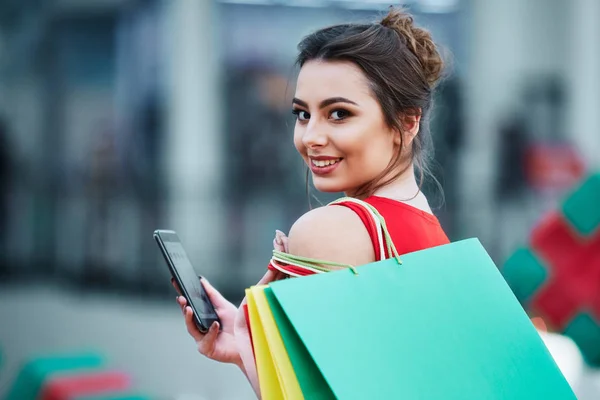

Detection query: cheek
xmin=336 ymin=123 xmax=387 ymax=162
xmin=343 ymin=130 xmax=395 ymax=172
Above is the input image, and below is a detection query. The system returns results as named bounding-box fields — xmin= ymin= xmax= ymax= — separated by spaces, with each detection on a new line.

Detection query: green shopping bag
xmin=266 ymin=238 xmax=577 ymax=399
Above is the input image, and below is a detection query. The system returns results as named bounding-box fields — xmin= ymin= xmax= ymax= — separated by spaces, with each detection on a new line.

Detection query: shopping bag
xmin=247 ymin=283 xmax=334 ymax=399
xmin=247 ymin=286 xmax=304 ymax=400
xmin=262 ymin=286 xmax=335 ymax=400
xmin=245 ymin=287 xmax=284 ymax=399
xmin=247 ymin=197 xmax=576 ymax=399
xmin=265 ymin=237 xmax=577 ymax=399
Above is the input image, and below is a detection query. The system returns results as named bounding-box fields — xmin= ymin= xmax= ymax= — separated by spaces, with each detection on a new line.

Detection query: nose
xmin=301 ymin=120 xmax=328 ymax=149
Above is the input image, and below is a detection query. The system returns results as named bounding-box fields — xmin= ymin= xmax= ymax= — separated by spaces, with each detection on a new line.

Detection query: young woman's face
xmin=292 ymin=60 xmax=400 ymax=195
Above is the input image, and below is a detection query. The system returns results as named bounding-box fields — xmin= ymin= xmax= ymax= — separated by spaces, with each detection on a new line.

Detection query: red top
xmin=334 ymin=196 xmax=450 ymax=259
xmin=254 ymin=196 xmax=450 ymax=358
xmin=267 ymin=195 xmax=450 ymax=276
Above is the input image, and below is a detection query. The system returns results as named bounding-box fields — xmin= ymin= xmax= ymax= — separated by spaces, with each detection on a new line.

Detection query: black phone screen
xmin=162 ymin=238 xmax=218 ymax=319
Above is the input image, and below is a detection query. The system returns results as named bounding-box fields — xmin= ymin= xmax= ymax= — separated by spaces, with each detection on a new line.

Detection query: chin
xmin=312 ymin=177 xmax=350 ymax=194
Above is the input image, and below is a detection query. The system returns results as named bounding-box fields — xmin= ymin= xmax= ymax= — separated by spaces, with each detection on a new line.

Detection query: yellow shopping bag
xmin=246 ymin=287 xmax=283 ymax=399
xmin=246 ymin=286 xmax=304 ymax=399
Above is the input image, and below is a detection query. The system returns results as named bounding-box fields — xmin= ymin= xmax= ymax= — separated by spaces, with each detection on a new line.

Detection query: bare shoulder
xmin=287 ymin=205 xmax=375 ymax=266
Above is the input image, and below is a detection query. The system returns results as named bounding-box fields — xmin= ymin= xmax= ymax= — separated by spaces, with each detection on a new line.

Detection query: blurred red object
xmin=529 ymin=212 xmax=600 ymax=329
xmin=525 ymin=143 xmax=585 ymax=191
xmin=40 ymin=371 xmax=130 ymax=400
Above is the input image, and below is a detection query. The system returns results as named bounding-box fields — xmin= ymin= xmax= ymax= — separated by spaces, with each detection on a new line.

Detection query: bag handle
xmin=269 ymin=197 xmax=402 ymax=277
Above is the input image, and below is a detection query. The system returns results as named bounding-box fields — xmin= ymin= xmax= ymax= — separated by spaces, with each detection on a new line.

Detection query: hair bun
xmin=380 ymin=8 xmax=444 ymax=87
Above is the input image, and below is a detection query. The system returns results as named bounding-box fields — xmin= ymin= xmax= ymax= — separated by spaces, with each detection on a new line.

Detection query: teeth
xmin=312 ymin=158 xmax=341 ymax=167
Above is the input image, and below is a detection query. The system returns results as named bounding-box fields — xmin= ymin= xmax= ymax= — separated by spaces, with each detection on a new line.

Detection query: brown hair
xmin=296 ymin=7 xmax=445 ymax=200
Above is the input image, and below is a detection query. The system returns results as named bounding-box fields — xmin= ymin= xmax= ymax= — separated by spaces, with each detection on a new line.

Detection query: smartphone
xmin=154 ymin=229 xmax=220 ymax=333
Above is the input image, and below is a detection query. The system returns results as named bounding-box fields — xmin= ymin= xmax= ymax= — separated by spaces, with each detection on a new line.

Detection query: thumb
xmin=200 ymin=277 xmax=231 ymax=310
xmin=275 ymin=230 xmax=289 ymax=253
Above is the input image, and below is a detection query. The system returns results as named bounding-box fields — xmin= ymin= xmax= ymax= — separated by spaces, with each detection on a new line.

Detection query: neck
xmin=371 ymin=164 xmax=421 ymax=201
xmin=345 ymin=164 xmax=420 ymax=201
xmin=345 ymin=164 xmax=434 ymax=214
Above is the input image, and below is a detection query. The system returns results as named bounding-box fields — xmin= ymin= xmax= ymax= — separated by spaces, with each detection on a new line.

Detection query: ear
xmin=393 ymin=110 xmax=422 ymax=147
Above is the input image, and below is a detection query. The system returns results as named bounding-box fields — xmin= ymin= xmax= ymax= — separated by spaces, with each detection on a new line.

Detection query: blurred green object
xmin=502 ymin=247 xmax=548 ymax=303
xmin=564 ymin=312 xmax=600 ymax=366
xmin=5 ymin=351 xmax=104 ymax=400
xmin=502 ymin=171 xmax=600 ymax=367
xmin=562 ymin=172 xmax=600 ymax=237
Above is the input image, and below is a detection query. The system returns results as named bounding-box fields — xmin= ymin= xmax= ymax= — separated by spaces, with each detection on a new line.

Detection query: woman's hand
xmin=273 ymin=230 xmax=289 ymax=253
xmin=174 ymin=278 xmax=243 ymax=368
xmin=173 ymin=230 xmax=289 ymax=397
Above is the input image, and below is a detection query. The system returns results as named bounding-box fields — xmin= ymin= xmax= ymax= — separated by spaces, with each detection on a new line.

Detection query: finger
xmin=275 ymin=230 xmax=285 ymax=245
xmin=282 ymin=236 xmax=289 ymax=253
xmin=200 ymin=278 xmax=231 ymax=310
xmin=273 ymin=231 xmax=285 ymax=252
xmin=273 ymin=237 xmax=285 ymax=252
xmin=197 ymin=321 xmax=220 ymax=356
xmin=177 ymin=296 xmax=187 ymax=313
xmin=171 ymin=278 xmax=182 ymax=295
xmin=276 ymin=230 xmax=289 ymax=253
xmin=183 ymin=306 xmax=205 ymax=342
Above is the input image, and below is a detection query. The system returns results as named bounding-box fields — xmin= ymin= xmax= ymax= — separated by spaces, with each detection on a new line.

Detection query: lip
xmin=308 ymin=157 xmax=343 ymax=176
xmin=310 ymin=155 xmax=342 ymax=161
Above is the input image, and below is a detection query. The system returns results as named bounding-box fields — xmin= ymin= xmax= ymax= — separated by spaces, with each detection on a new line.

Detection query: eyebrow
xmin=292 ymin=97 xmax=358 ymax=109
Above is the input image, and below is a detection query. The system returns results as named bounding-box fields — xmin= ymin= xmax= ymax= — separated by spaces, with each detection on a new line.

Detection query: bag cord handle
xmin=269 ymin=197 xmax=402 ymax=277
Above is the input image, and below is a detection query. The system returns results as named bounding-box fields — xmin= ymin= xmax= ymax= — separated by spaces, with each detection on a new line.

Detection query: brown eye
xmin=330 ymin=109 xmax=350 ymax=120
xmin=292 ymin=109 xmax=310 ymax=121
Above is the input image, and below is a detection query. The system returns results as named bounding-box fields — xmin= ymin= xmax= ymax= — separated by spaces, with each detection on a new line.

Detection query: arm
xmin=287 ymin=205 xmax=376 ymax=266
xmin=179 ymin=208 xmax=373 ymax=398
xmin=237 ymin=207 xmax=375 ymax=396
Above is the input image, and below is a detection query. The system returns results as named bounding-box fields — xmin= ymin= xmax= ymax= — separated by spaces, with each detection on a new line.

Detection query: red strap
xmin=268 ymin=261 xmax=315 ymax=276
xmin=332 ymin=201 xmax=386 ymax=260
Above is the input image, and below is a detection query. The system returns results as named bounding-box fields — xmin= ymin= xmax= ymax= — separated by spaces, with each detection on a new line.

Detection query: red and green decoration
xmin=5 ymin=351 xmax=151 ymax=400
xmin=503 ymin=172 xmax=600 ymax=366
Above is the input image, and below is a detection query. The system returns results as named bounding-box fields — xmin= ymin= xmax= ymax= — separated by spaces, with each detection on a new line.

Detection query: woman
xmin=175 ymin=7 xmax=450 ymax=397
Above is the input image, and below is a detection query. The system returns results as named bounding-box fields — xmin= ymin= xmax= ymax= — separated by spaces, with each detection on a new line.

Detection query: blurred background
xmin=0 ymin=0 xmax=599 ymax=398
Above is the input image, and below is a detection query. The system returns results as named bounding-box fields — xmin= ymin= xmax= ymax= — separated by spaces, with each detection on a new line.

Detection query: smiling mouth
xmin=311 ymin=158 xmax=343 ymax=168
